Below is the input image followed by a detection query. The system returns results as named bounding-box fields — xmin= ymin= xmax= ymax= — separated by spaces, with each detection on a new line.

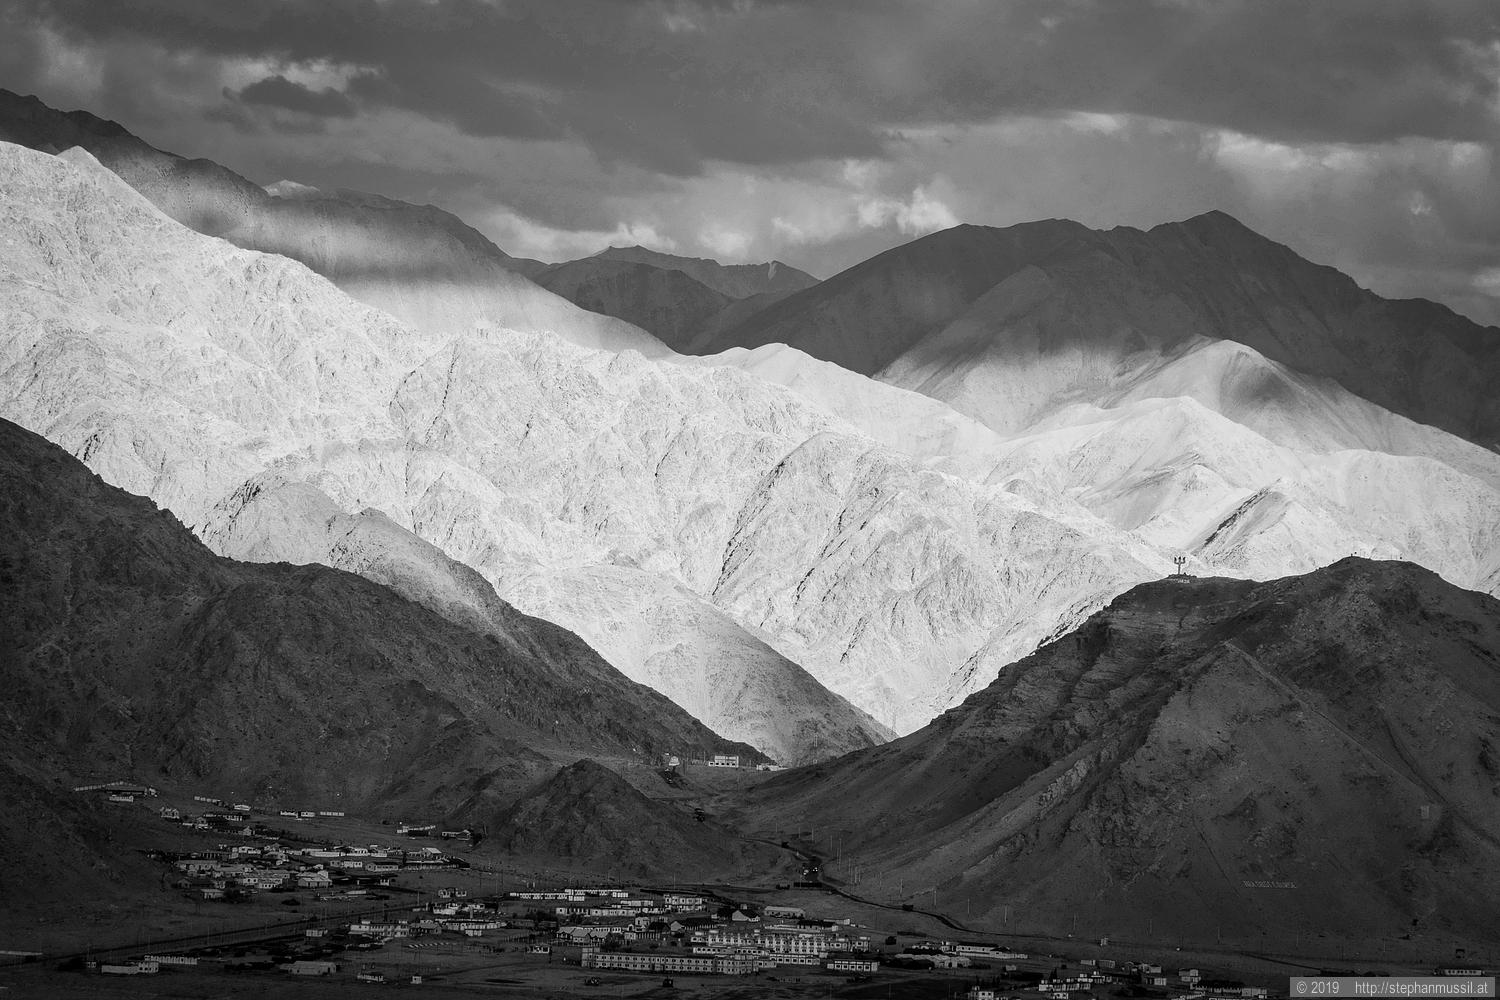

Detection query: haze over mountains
xmin=733 ymin=559 xmax=1500 ymax=948
xmin=0 ymin=87 xmax=667 ymax=358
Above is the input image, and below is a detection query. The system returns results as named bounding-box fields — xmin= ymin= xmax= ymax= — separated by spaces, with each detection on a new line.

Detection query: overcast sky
xmin=3 ymin=0 xmax=1498 ymax=325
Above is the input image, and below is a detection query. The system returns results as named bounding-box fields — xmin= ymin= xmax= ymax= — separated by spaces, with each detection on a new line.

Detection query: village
xmin=70 ymin=873 xmax=1284 ymax=998
xmin=24 ymin=779 xmax=1308 ymax=997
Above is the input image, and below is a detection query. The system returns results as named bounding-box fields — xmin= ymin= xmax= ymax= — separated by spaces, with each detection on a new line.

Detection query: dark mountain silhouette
xmin=534 ymin=257 xmax=734 ymax=352
xmin=595 ymin=245 xmax=818 ymax=299
xmin=704 ymin=215 xmax=1500 ymax=450
xmin=532 ymin=247 xmax=819 ymax=351
xmin=0 ymin=416 xmax=758 ymax=829
xmin=730 ymin=558 xmax=1500 ymax=951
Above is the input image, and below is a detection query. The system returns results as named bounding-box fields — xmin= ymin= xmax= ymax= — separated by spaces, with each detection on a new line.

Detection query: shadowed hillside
xmin=0 ymin=417 xmax=759 ymax=828
xmin=487 ymin=759 xmax=778 ymax=879
xmin=730 ymin=559 xmax=1500 ymax=950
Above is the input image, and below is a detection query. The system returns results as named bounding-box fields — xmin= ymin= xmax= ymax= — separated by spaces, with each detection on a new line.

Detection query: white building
xmin=582 ymin=949 xmax=753 ymax=976
xmin=100 ymin=961 xmax=158 ymax=975
xmin=287 ymin=960 xmax=339 ymax=976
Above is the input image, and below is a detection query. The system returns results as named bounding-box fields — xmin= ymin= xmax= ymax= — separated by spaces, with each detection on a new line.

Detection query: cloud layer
xmin=2 ymin=0 xmax=1497 ymax=323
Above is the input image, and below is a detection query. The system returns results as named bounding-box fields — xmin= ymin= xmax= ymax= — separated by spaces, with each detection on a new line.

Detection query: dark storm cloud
xmin=235 ymin=74 xmax=357 ymax=118
xmin=2 ymin=0 xmax=1495 ymax=324
xmin=7 ymin=0 xmax=1498 ymax=174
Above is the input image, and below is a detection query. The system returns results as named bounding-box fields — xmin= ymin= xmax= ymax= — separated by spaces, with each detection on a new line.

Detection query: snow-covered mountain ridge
xmin=6 ymin=140 xmax=1498 ymax=742
xmin=0 ymin=142 xmax=1168 ymax=740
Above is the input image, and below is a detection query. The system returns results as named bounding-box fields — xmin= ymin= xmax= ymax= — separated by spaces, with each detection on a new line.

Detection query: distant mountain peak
xmin=704 ymin=207 xmax=1500 ymax=449
xmin=264 ymin=178 xmax=323 ymax=200
xmin=593 ymin=244 xmax=819 ymax=298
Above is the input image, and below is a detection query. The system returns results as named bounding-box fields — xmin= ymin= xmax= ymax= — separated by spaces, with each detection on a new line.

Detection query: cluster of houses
xmin=161 ymin=842 xmax=460 ymax=900
xmin=538 ymin=892 xmax=883 ymax=976
xmin=77 ymin=782 xmax=359 ymax=824
xmin=881 ymin=941 xmax=1031 ymax=970
xmin=158 ymin=797 xmax=357 ymax=833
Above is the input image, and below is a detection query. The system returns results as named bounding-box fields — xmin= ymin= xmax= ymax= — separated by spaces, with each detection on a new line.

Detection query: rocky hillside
xmin=487 ymin=759 xmax=777 ymax=879
xmin=0 ymin=87 xmax=666 ymax=358
xmin=0 ymin=416 xmax=759 ymax=815
xmin=732 ymin=558 xmax=1500 ymax=949
xmin=705 ymin=214 xmax=1500 ymax=452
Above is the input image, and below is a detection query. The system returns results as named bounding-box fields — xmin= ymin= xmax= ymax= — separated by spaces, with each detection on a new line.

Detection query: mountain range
xmin=2 ymin=84 xmax=1500 ymax=954
xmin=701 ymin=216 xmax=1500 ymax=453
xmin=0 ymin=138 xmax=902 ymax=752
xmin=0 ymin=136 xmax=1173 ymax=741
xmin=4 ymin=105 xmax=1500 ymax=746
